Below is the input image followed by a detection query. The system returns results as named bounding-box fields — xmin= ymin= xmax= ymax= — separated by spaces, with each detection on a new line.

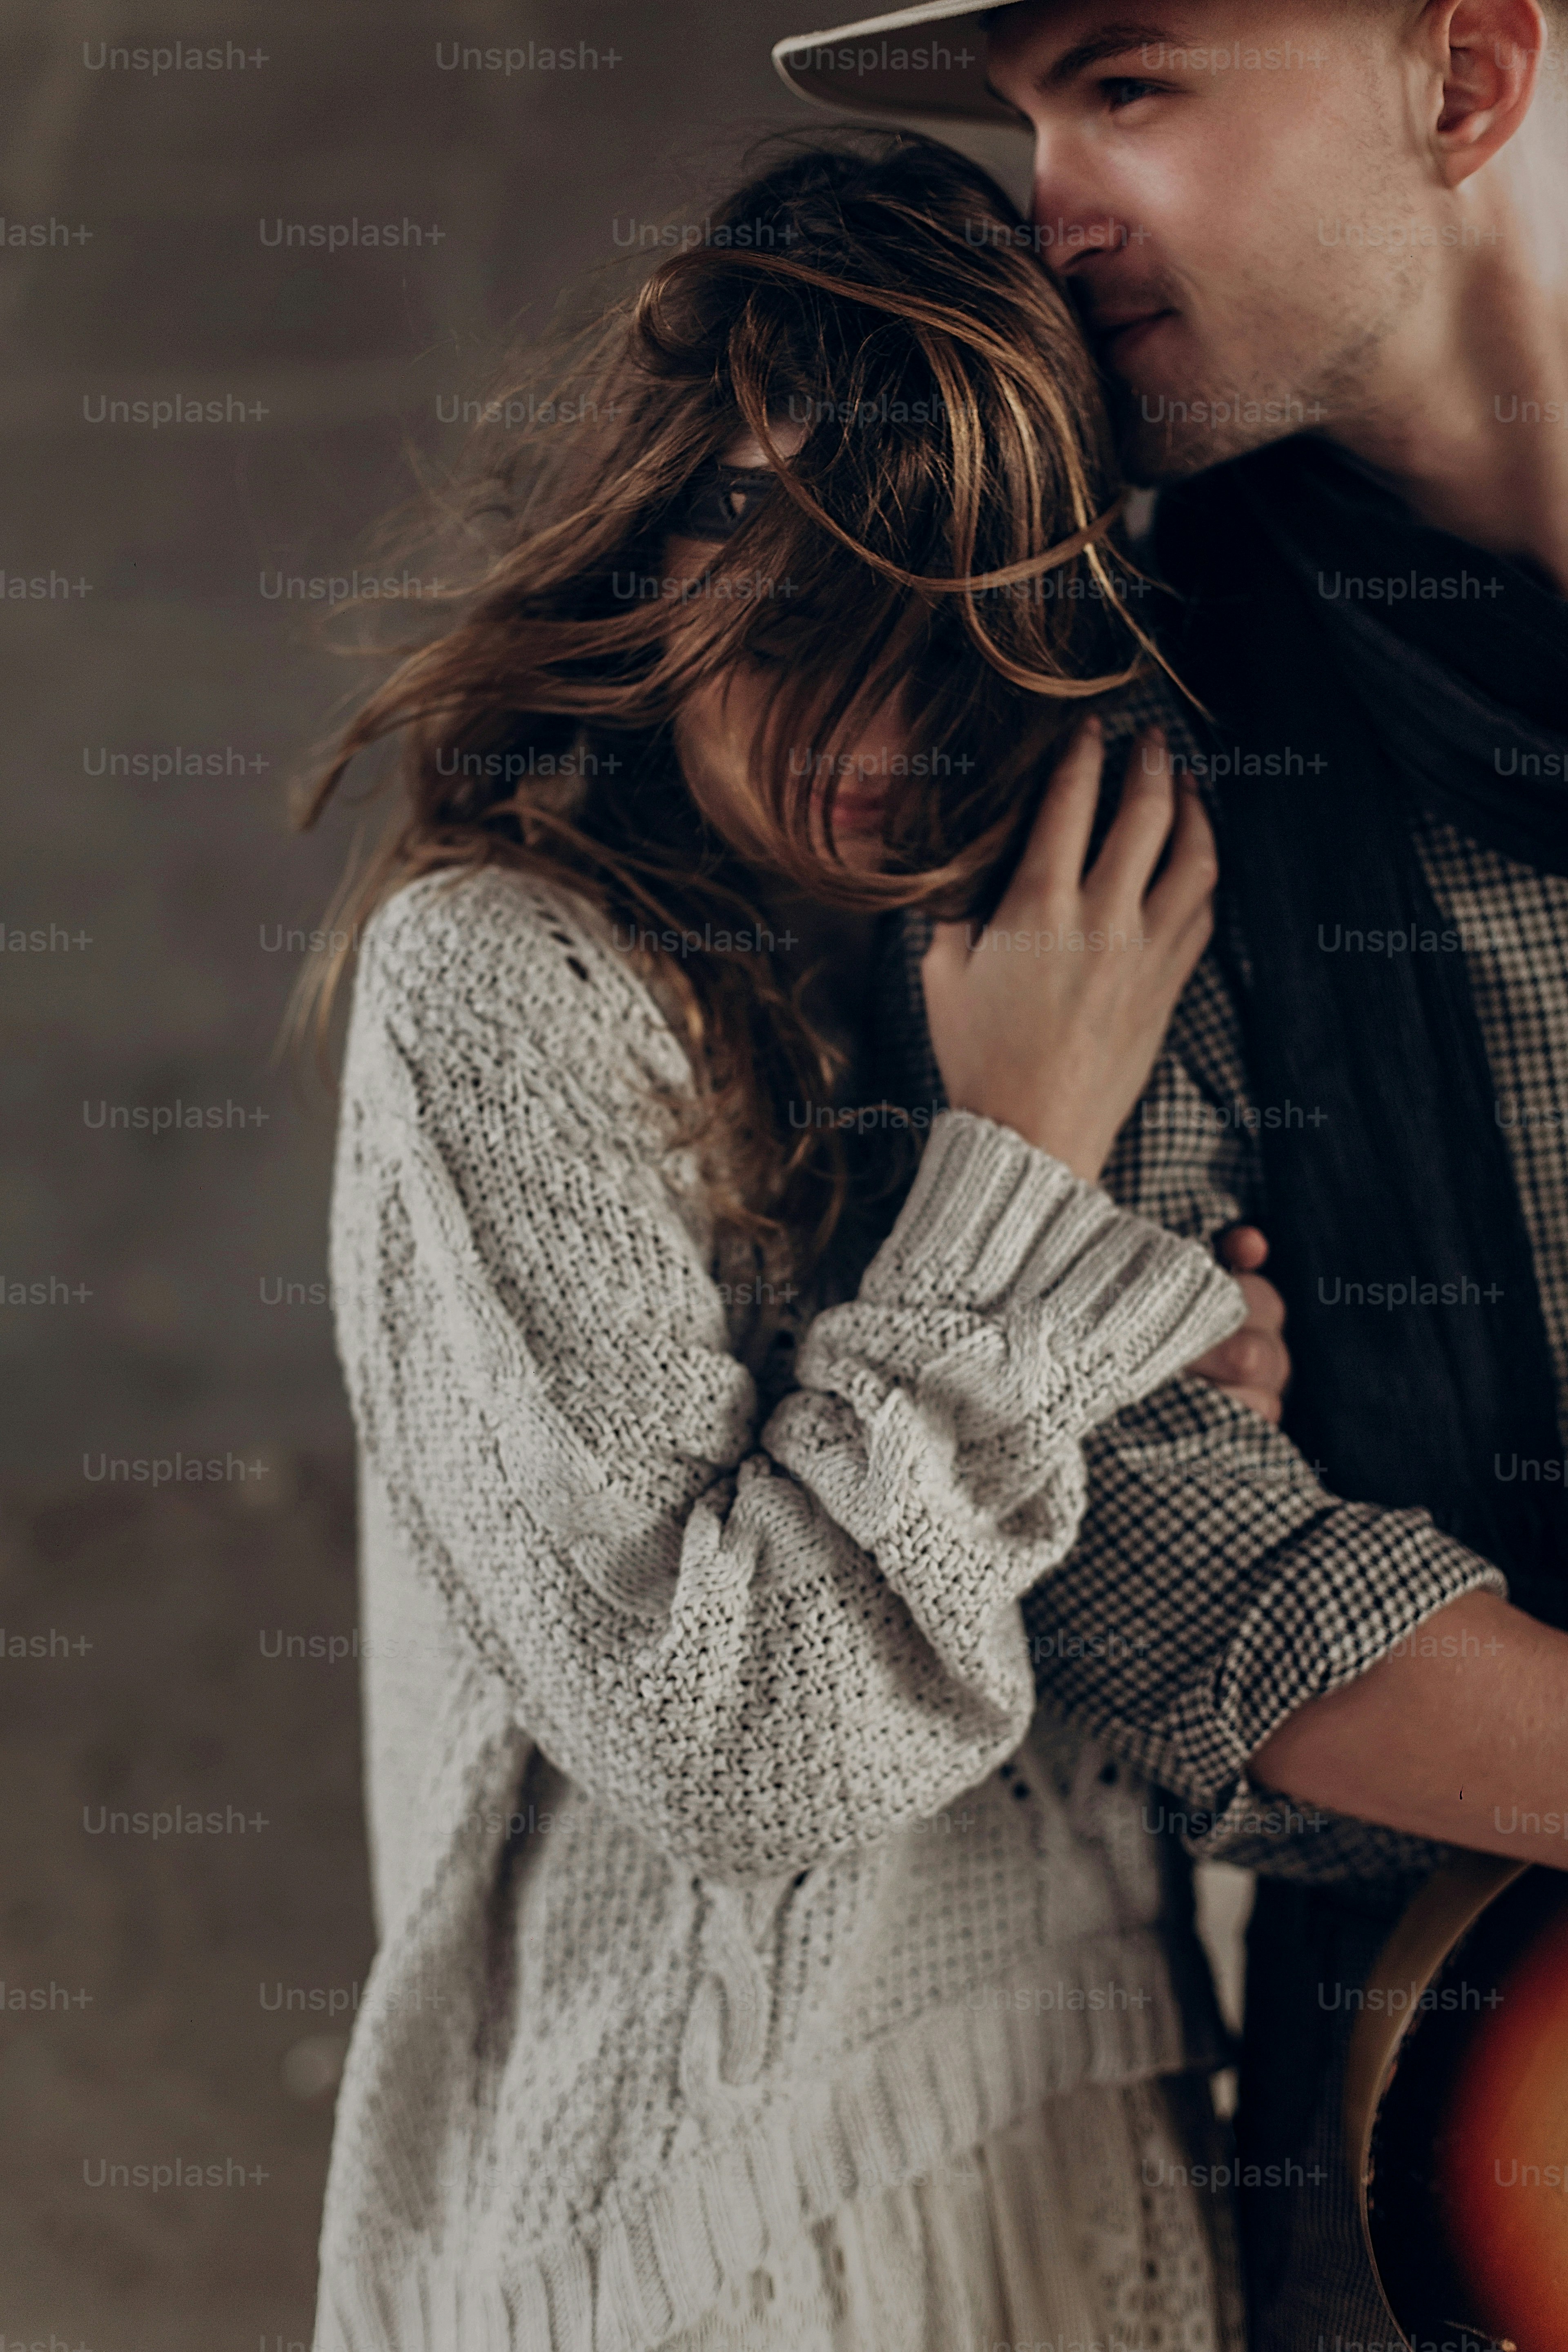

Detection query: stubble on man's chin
xmin=1103 ymin=375 xmax=1306 ymax=486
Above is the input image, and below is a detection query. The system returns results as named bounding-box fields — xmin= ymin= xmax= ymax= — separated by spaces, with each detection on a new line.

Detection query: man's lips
xmin=1092 ymin=308 xmax=1176 ymax=363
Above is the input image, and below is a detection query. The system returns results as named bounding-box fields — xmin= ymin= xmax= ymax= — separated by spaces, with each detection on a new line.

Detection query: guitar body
xmin=1346 ymin=1856 xmax=1568 ymax=2350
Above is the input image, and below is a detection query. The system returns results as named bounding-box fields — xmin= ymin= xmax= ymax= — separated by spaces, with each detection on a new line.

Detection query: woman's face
xmin=665 ymin=423 xmax=909 ymax=879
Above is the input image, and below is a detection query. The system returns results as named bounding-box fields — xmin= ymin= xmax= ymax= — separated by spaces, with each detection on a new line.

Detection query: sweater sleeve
xmin=329 ymin=871 xmax=1245 ymax=1885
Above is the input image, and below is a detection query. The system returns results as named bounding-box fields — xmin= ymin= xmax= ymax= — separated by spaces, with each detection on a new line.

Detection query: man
xmin=775 ymin=5 xmax=1568 ymax=2345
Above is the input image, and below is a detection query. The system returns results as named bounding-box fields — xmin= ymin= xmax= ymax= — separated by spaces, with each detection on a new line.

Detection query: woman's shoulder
xmin=362 ymin=860 xmax=612 ymax=998
xmin=353 ymin=861 xmax=694 ymax=1105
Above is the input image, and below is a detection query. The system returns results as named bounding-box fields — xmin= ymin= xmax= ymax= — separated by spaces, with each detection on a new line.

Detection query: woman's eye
xmin=746 ymin=620 xmax=816 ymax=667
xmin=1103 ymin=76 xmax=1162 ymax=111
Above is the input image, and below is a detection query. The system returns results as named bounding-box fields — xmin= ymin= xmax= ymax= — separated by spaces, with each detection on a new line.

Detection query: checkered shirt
xmin=882 ymin=669 xmax=1568 ymax=1887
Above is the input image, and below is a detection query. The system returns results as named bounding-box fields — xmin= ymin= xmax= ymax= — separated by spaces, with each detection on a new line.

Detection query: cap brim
xmin=773 ymin=0 xmax=1023 ymax=125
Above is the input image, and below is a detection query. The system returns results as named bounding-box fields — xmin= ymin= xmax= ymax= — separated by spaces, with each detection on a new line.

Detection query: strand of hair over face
xmin=635 ymin=245 xmax=1176 ymax=699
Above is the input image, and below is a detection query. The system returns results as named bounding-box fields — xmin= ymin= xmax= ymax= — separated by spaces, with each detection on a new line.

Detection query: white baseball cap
xmin=773 ymin=1 xmax=1025 ymax=124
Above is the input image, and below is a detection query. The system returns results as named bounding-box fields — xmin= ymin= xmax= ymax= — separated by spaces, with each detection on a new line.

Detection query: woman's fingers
xmin=920 ymin=716 xmax=1222 ymax=1185
xmin=1189 ymin=1242 xmax=1290 ymax=1423
xmin=1146 ymin=846 xmax=1216 ymax=998
xmin=1142 ymin=778 xmax=1219 ymax=942
xmin=1005 ymin=715 xmax=1105 ymax=902
xmin=1222 ymin=1232 xmax=1278 ymax=1289
xmin=1170 ymin=883 xmax=1216 ymax=978
xmin=1217 ymin=1224 xmax=1272 ymax=1278
xmin=1086 ymin=728 xmax=1176 ymax=904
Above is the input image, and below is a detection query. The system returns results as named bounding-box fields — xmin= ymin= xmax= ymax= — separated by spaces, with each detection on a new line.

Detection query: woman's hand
xmin=922 ymin=718 xmax=1216 ymax=1184
xmin=1191 ymin=1225 xmax=1291 ymax=1423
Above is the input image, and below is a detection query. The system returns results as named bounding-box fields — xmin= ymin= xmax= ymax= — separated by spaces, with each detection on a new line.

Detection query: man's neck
xmin=1324 ymin=106 xmax=1568 ymax=591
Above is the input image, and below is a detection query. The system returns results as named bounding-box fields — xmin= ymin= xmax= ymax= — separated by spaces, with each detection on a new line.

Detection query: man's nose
xmin=1029 ymin=132 xmax=1119 ymax=277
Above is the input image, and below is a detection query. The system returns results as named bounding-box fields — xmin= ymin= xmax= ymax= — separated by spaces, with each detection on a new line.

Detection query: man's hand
xmin=1189 ymin=1224 xmax=1290 ymax=1423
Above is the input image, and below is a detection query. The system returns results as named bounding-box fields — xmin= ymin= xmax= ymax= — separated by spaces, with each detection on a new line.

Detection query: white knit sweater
xmin=314 ymin=864 xmax=1246 ymax=2352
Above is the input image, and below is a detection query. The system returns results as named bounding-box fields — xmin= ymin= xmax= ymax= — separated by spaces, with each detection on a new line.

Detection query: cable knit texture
xmin=314 ymin=864 xmax=1246 ymax=2352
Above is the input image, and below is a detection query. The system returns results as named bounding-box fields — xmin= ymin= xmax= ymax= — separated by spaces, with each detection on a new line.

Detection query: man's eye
xmin=1102 ymin=76 xmax=1162 ymax=111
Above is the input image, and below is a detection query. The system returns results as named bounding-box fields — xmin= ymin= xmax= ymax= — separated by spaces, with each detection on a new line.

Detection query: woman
xmin=303 ymin=135 xmax=1252 ymax=2352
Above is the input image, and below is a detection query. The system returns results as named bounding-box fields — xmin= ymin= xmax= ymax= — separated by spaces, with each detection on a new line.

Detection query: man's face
xmin=987 ymin=1 xmax=1434 ymax=480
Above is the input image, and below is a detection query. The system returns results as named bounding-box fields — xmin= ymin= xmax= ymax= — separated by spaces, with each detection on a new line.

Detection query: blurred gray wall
xmin=2 ymin=0 xmax=1029 ymax=1483
xmin=0 ymin=4 xmax=1028 ymax=2345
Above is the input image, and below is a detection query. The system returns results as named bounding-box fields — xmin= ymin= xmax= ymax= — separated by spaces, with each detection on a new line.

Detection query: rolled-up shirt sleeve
xmin=1020 ymin=951 xmax=1506 ymax=1883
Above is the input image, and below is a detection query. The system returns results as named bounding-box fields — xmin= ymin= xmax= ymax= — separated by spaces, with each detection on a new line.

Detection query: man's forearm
xmin=1056 ymin=953 xmax=1519 ymax=1878
xmin=1027 ymin=1368 xmax=1501 ymax=1836
xmin=1252 ymin=1589 xmax=1568 ymax=1869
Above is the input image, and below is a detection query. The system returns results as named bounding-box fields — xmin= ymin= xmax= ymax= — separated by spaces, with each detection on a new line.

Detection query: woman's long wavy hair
xmin=298 ymin=132 xmax=1160 ymax=1293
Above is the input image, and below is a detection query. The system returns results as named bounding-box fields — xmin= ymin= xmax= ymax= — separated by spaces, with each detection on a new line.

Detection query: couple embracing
xmin=304 ymin=5 xmax=1568 ymax=2348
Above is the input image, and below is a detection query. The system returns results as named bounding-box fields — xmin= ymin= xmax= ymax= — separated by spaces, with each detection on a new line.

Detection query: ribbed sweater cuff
xmin=862 ymin=1110 xmax=1246 ymax=1413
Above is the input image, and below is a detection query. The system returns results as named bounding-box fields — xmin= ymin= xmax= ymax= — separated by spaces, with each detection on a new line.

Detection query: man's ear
xmin=1422 ymin=0 xmax=1546 ymax=183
